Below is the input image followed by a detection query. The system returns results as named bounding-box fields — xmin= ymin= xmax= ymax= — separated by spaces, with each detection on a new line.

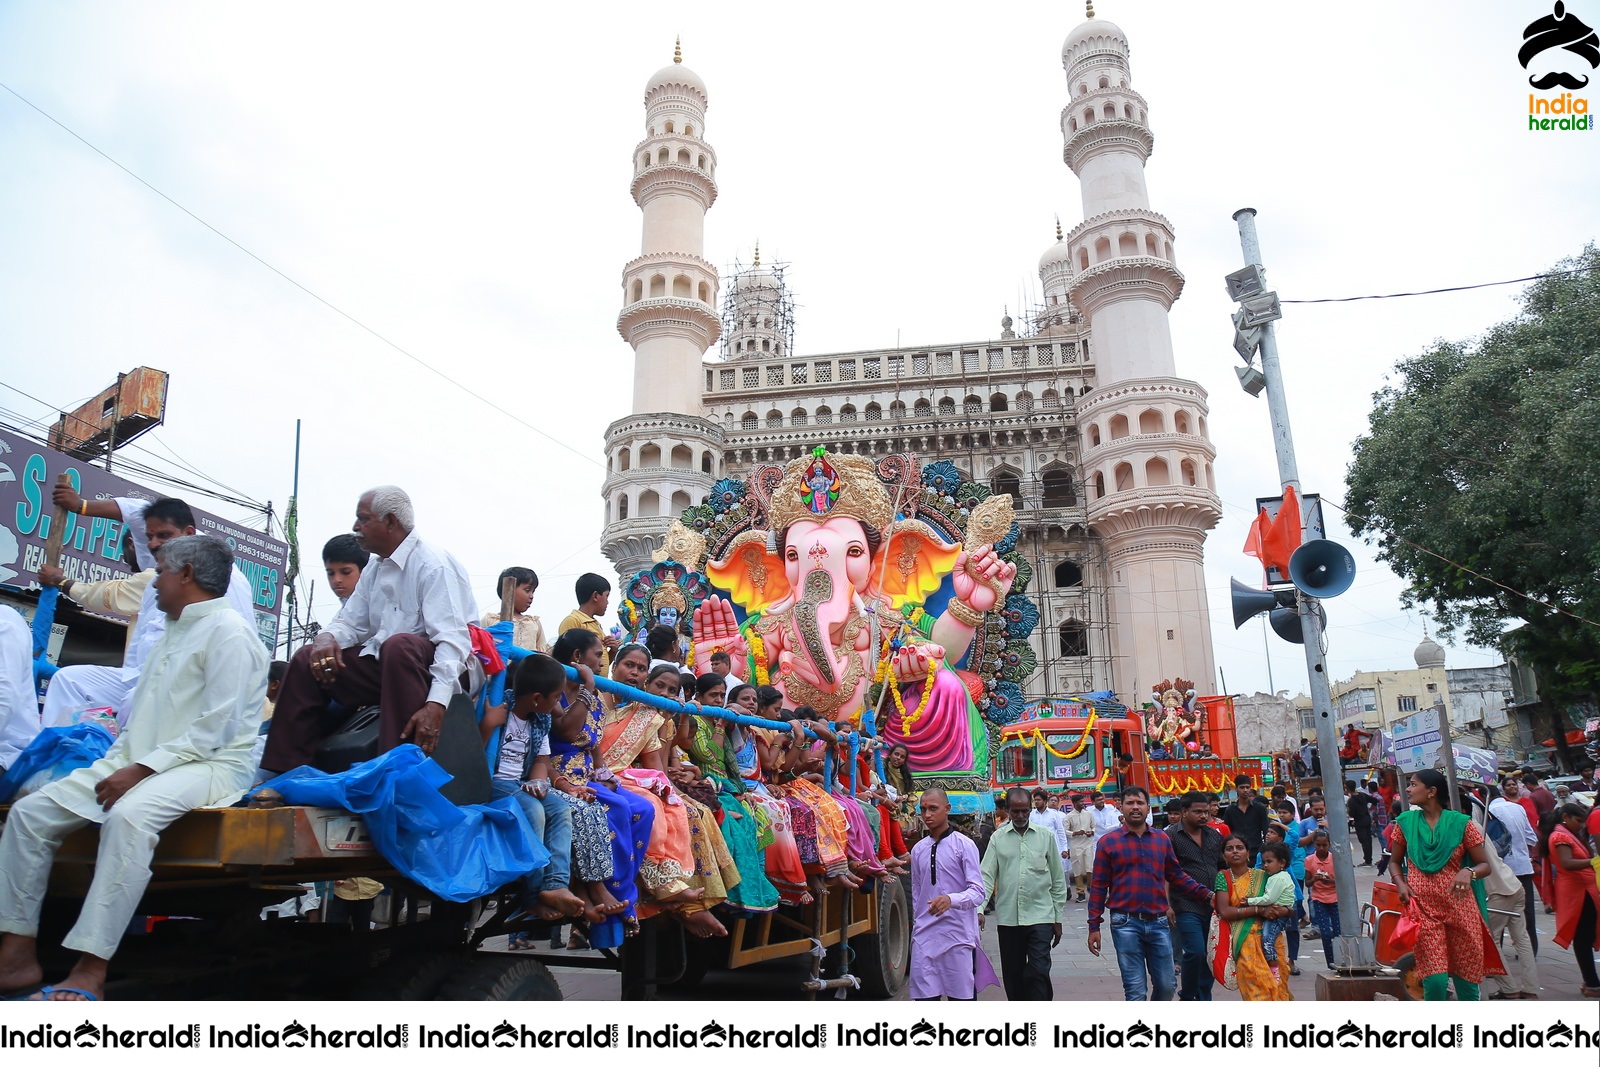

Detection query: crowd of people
xmin=2 ymin=481 xmax=1597 ymax=1004
xmin=0 ymin=484 xmax=922 ymax=999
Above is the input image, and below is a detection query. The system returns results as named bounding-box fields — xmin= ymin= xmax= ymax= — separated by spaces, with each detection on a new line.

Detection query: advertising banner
xmin=0 ymin=425 xmax=285 ymax=650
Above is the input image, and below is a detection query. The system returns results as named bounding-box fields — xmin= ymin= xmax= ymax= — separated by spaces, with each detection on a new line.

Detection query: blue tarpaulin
xmin=254 ymin=745 xmax=549 ymax=903
xmin=0 ymin=722 xmax=115 ymax=804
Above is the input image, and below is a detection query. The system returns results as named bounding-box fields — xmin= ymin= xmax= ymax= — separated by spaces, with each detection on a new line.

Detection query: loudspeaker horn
xmin=1230 ymin=578 xmax=1280 ymax=629
xmin=1287 ymin=539 xmax=1357 ymax=598
xmin=1269 ymin=605 xmax=1304 ymax=644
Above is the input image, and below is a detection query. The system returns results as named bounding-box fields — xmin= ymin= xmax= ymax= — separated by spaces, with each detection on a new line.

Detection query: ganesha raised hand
xmin=691 ymin=595 xmax=749 ymax=666
xmin=949 ymin=544 xmax=1017 ymax=616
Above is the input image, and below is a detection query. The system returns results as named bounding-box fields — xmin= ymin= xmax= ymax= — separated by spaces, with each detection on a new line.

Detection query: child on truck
xmin=480 ymin=654 xmax=586 ymax=933
xmin=321 ymin=534 xmax=368 ymax=605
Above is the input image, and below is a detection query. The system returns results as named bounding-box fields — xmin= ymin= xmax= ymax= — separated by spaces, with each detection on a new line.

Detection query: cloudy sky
xmin=1 ymin=1 xmax=1594 ymax=699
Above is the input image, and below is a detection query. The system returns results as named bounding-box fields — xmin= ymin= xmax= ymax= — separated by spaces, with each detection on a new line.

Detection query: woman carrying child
xmin=1212 ymin=834 xmax=1293 ymax=1000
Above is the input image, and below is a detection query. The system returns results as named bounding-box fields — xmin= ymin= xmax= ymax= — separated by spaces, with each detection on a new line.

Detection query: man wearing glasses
xmin=908 ymin=788 xmax=1000 ymax=1000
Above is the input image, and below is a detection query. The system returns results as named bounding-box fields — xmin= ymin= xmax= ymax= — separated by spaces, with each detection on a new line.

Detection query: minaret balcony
xmin=631 ymin=164 xmax=718 ymax=210
xmin=616 ymin=297 xmax=722 ymax=348
xmin=1086 ymin=483 xmax=1222 ymax=541
xmin=1068 ymin=257 xmax=1185 ymax=317
xmin=1063 ymin=117 xmax=1153 ymax=172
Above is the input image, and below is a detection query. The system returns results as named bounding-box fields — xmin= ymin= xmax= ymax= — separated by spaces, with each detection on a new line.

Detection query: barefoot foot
xmin=538 ymin=887 xmax=588 ymax=919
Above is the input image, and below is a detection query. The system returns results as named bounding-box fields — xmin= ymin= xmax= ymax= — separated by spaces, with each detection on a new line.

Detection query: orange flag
xmin=1260 ymin=485 xmax=1304 ymax=577
xmin=1242 ymin=507 xmax=1269 ymax=562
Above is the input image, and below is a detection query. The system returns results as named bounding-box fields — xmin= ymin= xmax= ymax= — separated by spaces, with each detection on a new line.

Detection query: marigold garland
xmin=1148 ymin=769 xmax=1243 ymax=795
xmin=1094 ymin=768 xmax=1111 ymax=790
xmin=747 ymin=630 xmax=770 ymax=686
xmin=1029 ymin=711 xmax=1098 ymax=760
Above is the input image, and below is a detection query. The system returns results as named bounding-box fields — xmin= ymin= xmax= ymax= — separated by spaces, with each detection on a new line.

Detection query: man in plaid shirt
xmin=1087 ymin=785 xmax=1215 ymax=1000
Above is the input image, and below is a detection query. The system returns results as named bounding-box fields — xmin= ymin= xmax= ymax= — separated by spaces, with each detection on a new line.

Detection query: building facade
xmin=600 ymin=13 xmax=1223 ymax=712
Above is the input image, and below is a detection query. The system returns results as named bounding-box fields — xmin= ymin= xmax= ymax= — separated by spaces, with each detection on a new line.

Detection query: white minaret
xmin=1061 ymin=6 xmax=1222 ymax=708
xmin=601 ymin=42 xmax=725 ymax=578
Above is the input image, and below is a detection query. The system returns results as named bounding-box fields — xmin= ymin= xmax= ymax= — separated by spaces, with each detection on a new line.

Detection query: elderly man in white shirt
xmin=261 ymin=486 xmax=476 ymax=774
xmin=36 ymin=492 xmax=257 ymax=732
xmin=1490 ymin=778 xmax=1543 ymax=958
xmin=0 ymin=536 xmax=267 ymax=1001
xmin=0 ymin=605 xmax=39 ymax=773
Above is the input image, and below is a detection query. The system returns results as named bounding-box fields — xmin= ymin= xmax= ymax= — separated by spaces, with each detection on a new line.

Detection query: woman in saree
xmin=767 ymin=705 xmax=861 ymax=890
xmin=1390 ymin=768 xmax=1505 ymax=1001
xmin=549 ymin=628 xmax=655 ymax=947
xmin=1538 ymin=803 xmax=1600 ymax=996
xmin=596 ymin=651 xmax=709 ymax=915
xmin=1212 ymin=834 xmax=1293 ymax=1000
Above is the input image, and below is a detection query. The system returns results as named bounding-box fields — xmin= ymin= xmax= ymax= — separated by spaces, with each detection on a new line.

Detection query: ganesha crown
xmin=767 ymin=447 xmax=896 ymax=532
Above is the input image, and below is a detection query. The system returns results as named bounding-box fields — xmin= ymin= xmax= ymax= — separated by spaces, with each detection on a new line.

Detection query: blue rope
xmin=561 ymin=664 xmax=819 ymax=739
xmin=847 ymin=731 xmax=859 ymax=796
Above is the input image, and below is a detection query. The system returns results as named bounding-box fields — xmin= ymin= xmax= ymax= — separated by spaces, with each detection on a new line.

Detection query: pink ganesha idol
xmin=691 ymin=448 xmax=1016 ymax=786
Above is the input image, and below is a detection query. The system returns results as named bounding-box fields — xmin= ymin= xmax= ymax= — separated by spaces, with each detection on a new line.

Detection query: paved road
xmin=525 ymin=860 xmax=1592 ymax=1001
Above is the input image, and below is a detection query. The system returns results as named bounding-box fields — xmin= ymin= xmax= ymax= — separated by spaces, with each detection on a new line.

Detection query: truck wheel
xmin=435 ymin=955 xmax=563 ymax=1001
xmin=353 ymin=952 xmax=468 ymax=1000
xmin=849 ymin=877 xmax=909 ymax=998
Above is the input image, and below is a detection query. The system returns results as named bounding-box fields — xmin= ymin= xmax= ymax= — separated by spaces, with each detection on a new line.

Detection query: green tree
xmin=1345 ymin=245 xmax=1600 ymax=721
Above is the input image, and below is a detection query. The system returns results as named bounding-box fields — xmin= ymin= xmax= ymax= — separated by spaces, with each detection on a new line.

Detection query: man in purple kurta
xmin=908 ymin=788 xmax=1001 ymax=1000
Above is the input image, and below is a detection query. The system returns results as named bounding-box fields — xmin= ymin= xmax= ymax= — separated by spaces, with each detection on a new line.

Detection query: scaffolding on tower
xmin=718 ymin=253 xmax=796 ymax=361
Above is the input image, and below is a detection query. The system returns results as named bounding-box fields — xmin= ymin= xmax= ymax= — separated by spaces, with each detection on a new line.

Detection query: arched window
xmin=649 ymin=274 xmax=666 ymax=298
xmin=839 ymin=405 xmax=858 ymax=423
xmin=990 ymin=393 xmax=1008 ymax=412
xmin=865 ymin=403 xmax=882 ymax=421
xmin=676 ymin=148 xmax=690 ymax=165
xmin=1042 ymin=389 xmax=1061 ymax=410
xmin=915 ymin=399 xmax=931 ymax=417
xmin=1016 ymin=392 xmax=1034 ymax=412
xmin=1145 ymin=233 xmax=1159 ymax=256
xmin=991 ymin=468 xmax=1021 ymax=501
xmin=1139 ymin=409 xmax=1163 ymax=434
xmin=890 ymin=400 xmax=906 ymax=420
xmin=1174 ymin=411 xmax=1191 ymax=434
xmin=964 ymin=395 xmax=982 ymax=415
xmin=1054 ymin=561 xmax=1083 ymax=588
xmin=1181 ymin=458 xmax=1198 ymax=486
xmin=684 ymin=124 xmax=693 ymax=136
xmin=618 ymin=494 xmax=629 ymax=520
xmin=1145 ymin=457 xmax=1170 ymax=486
xmin=617 ymin=447 xmax=631 ymax=472
xmin=1059 ymin=620 xmax=1089 ymax=657
xmin=1109 ymin=414 xmax=1130 ymax=439
xmin=630 ymin=280 xmax=643 ymax=302
xmin=657 ymin=147 xmax=669 ymax=164
xmin=670 ymin=490 xmax=690 ymax=513
xmin=670 ymin=444 xmax=693 ymax=468
xmin=741 ymin=412 xmax=758 ymax=431
xmin=702 ymin=451 xmax=714 ymax=474
xmin=1094 ymin=237 xmax=1112 ymax=262
xmin=938 ymin=397 xmax=956 ymax=416
xmin=1088 ymin=424 xmax=1101 ymax=446
xmin=1114 ymin=462 xmax=1134 ymax=491
xmin=767 ymin=409 xmax=783 ymax=428
xmin=815 ymin=406 xmax=833 ymax=425
xmin=638 ymin=490 xmax=660 ymax=518
xmin=1118 ymin=232 xmax=1138 ymax=257
xmin=1042 ymin=469 xmax=1076 ymax=507
xmin=672 ymin=275 xmax=691 ymax=298
xmin=1093 ymin=472 xmax=1106 ymax=499
xmin=698 ymin=281 xmax=710 ymax=303
xmin=639 ymin=443 xmax=661 ymax=466
xmin=789 ymin=408 xmax=807 ymax=427
xmin=664 ymin=120 xmax=675 ymax=133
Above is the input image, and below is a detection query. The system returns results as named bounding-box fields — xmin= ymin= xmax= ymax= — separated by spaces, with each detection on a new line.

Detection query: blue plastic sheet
xmin=0 ymin=722 xmax=114 ymax=803
xmin=254 ymin=745 xmax=549 ymax=903
xmin=31 ymin=586 xmax=60 ymax=699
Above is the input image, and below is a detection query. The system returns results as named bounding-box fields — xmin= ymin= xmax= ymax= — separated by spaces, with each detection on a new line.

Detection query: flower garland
xmin=1148 ymin=769 xmax=1243 ymax=795
xmin=874 ymin=643 xmax=938 ymax=736
xmin=1093 ymin=767 xmax=1111 ymax=791
xmin=1028 ymin=711 xmax=1099 ymax=759
xmin=747 ymin=630 xmax=770 ymax=686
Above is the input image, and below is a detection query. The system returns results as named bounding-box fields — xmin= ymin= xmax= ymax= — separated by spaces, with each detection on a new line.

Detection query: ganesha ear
xmin=878 ymin=519 xmax=962 ymax=609
xmin=707 ymin=531 xmax=791 ymax=615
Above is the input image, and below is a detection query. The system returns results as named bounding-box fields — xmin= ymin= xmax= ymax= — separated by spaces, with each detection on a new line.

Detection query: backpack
xmin=1485 ymin=809 xmax=1514 ymax=860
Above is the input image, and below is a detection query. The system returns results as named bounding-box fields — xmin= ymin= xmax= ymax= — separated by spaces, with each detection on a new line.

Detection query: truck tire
xmin=434 ymin=955 xmax=563 ymax=1001
xmin=849 ymin=877 xmax=909 ymax=998
xmin=353 ymin=951 xmax=469 ymax=1000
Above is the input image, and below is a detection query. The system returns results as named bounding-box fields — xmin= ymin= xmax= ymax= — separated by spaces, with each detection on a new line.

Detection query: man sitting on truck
xmin=0 ymin=536 xmax=267 ymax=1001
xmin=37 ymin=491 xmax=257 ymax=732
xmin=261 ymin=486 xmax=475 ymax=773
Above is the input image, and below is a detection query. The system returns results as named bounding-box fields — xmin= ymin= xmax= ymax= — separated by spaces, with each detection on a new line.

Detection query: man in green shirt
xmin=981 ymin=786 xmax=1067 ymax=999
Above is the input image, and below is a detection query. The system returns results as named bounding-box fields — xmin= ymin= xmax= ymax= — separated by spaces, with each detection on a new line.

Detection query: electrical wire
xmin=1282 ymin=265 xmax=1593 ymax=305
xmin=0 ymin=80 xmax=603 ymax=470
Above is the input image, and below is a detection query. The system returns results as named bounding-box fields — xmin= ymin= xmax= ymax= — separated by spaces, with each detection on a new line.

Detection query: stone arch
xmin=1138 ymin=408 xmax=1164 ymax=434
xmin=1093 ymin=472 xmax=1106 ymax=499
xmin=1102 ymin=103 xmax=1116 ymax=120
xmin=1084 ymin=107 xmax=1095 ymax=126
xmin=1118 ymin=232 xmax=1138 ymax=257
xmin=1094 ymin=236 xmax=1112 ymax=262
xmin=1042 ymin=467 xmax=1076 ymax=507
xmin=791 ymin=407 xmax=808 ymax=426
xmin=1109 ymin=414 xmax=1129 ymax=439
xmin=1113 ymin=461 xmax=1134 ymax=491
xmin=1125 ymin=102 xmax=1135 ymax=120
xmin=1163 ymin=240 xmax=1172 ymax=259
xmin=701 ymin=450 xmax=714 ymax=474
xmin=839 ymin=404 xmax=858 ymax=423
xmin=889 ymin=400 xmax=905 ymax=420
xmin=1059 ymin=619 xmax=1089 ymax=657
xmin=864 ymin=402 xmax=881 ymax=421
xmin=1078 ymin=248 xmax=1090 ymax=271
xmin=664 ymin=120 xmax=675 ymax=134
xmin=991 ymin=465 xmax=1022 ymax=503
xmin=630 ymin=279 xmax=643 ymax=303
xmin=938 ymin=397 xmax=956 ymax=416
xmin=1145 ymin=456 xmax=1170 ymax=486
xmin=964 ymin=395 xmax=983 ymax=415
xmin=617 ymin=446 xmax=631 ymax=471
xmin=670 ymin=490 xmax=690 ymax=513
xmin=697 ymin=153 xmax=706 ymax=169
xmin=649 ymin=273 xmax=666 ymax=298
xmin=815 ymin=405 xmax=833 ymax=425
xmin=915 ymin=398 xmax=931 ymax=417
xmin=672 ymin=274 xmax=692 ymax=298
xmin=657 ymin=146 xmax=669 ymax=164
xmin=640 ymin=153 xmax=649 ymax=170
xmin=1145 ymin=233 xmax=1159 ymax=256
xmin=638 ymin=490 xmax=660 ymax=518
xmin=1088 ymin=423 xmax=1101 ymax=446
xmin=670 ymin=444 xmax=693 ymax=468
xmin=1198 ymin=415 xmax=1208 ymax=437
xmin=767 ymin=409 xmax=783 ymax=428
xmin=741 ymin=412 xmax=758 ymax=431
xmin=698 ymin=281 xmax=710 ymax=303
xmin=1054 ymin=561 xmax=1083 ymax=588
xmin=1042 ymin=389 xmax=1061 ymax=410
xmin=639 ymin=443 xmax=661 ymax=467
xmin=1098 ymin=75 xmax=1110 ymax=89
xmin=1016 ymin=391 xmax=1033 ymax=412
xmin=676 ymin=148 xmax=690 ymax=165
xmin=1174 ymin=410 xmax=1191 ymax=434
xmin=989 ymin=392 xmax=1008 ymax=412
xmin=683 ymin=124 xmax=693 ymax=136
xmin=618 ymin=493 xmax=630 ymax=520
xmin=1205 ymin=462 xmax=1214 ymax=488
xmin=1181 ymin=458 xmax=1199 ymax=486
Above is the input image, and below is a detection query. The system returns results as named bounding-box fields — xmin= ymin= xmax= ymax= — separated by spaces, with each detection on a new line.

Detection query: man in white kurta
xmin=0 ymin=536 xmax=266 ymax=1001
xmin=1062 ymin=793 xmax=1097 ymax=903
xmin=0 ymin=605 xmax=39 ymax=773
xmin=37 ymin=494 xmax=257 ymax=731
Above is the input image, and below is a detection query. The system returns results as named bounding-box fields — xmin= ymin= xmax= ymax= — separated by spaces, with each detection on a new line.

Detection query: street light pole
xmin=1231 ymin=208 xmax=1375 ymax=971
